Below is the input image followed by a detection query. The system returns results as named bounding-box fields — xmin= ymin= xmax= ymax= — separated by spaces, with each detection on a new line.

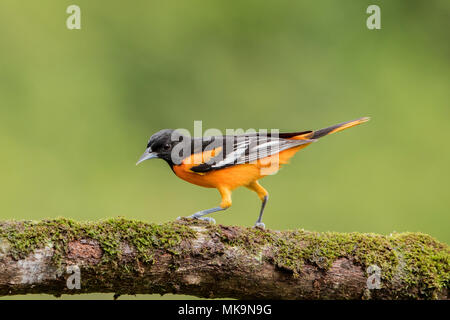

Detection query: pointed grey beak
xmin=136 ymin=148 xmax=158 ymax=165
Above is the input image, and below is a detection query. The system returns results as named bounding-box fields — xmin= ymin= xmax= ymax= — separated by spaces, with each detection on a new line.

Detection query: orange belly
xmin=172 ymin=143 xmax=311 ymax=190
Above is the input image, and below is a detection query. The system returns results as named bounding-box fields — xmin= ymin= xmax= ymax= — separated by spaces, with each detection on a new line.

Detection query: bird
xmin=136 ymin=117 xmax=369 ymax=228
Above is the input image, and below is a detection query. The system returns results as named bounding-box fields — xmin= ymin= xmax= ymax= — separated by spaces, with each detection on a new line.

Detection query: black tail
xmin=312 ymin=117 xmax=370 ymax=139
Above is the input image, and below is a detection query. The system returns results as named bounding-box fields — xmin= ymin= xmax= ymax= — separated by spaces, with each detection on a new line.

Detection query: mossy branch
xmin=0 ymin=218 xmax=448 ymax=299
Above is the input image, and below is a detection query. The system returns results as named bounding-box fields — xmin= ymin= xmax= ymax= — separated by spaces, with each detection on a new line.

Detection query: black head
xmin=136 ymin=129 xmax=183 ymax=165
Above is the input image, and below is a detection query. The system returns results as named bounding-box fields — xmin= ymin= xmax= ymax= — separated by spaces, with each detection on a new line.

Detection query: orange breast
xmin=172 ymin=142 xmax=312 ymax=190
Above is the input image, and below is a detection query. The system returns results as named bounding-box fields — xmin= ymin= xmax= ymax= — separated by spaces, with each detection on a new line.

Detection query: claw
xmin=197 ymin=216 xmax=216 ymax=224
xmin=183 ymin=214 xmax=216 ymax=224
xmin=254 ymin=222 xmax=265 ymax=229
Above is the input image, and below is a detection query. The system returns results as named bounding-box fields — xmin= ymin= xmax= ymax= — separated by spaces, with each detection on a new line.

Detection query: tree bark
xmin=0 ymin=218 xmax=448 ymax=299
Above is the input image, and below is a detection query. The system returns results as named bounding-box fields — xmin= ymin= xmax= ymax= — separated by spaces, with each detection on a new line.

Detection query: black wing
xmin=190 ymin=135 xmax=315 ymax=173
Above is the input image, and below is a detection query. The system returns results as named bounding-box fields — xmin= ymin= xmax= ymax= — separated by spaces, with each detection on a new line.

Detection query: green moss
xmin=391 ymin=232 xmax=449 ymax=297
xmin=215 ymin=226 xmax=449 ymax=296
xmin=0 ymin=218 xmax=196 ymax=266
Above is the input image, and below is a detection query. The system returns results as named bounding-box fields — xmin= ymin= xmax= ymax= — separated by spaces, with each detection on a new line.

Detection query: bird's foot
xmin=177 ymin=215 xmax=216 ymax=224
xmin=253 ymin=222 xmax=265 ymax=229
xmin=196 ymin=216 xmax=216 ymax=224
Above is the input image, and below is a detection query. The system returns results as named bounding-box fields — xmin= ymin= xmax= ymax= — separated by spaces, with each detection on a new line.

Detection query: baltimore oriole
xmin=137 ymin=117 xmax=369 ymax=228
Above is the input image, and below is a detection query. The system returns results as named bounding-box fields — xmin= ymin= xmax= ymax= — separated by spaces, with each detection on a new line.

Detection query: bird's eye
xmin=163 ymin=143 xmax=171 ymax=151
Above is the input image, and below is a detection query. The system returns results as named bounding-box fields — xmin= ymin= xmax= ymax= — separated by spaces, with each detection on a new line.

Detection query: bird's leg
xmin=246 ymin=181 xmax=269 ymax=229
xmin=182 ymin=187 xmax=232 ymax=224
xmin=255 ymin=195 xmax=268 ymax=229
xmin=188 ymin=206 xmax=226 ymax=223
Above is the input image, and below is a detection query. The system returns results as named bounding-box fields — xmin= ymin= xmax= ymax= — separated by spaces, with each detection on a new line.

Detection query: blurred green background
xmin=0 ymin=1 xmax=449 ymax=299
